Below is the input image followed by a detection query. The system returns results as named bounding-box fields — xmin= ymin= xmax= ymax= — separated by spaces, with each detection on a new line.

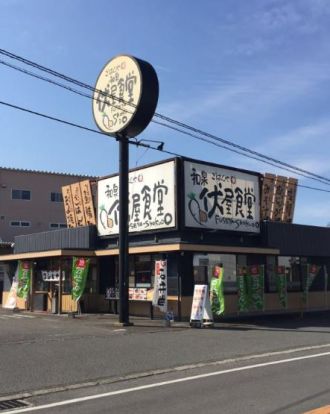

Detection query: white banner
xmin=3 ymin=280 xmax=18 ymax=310
xmin=152 ymin=260 xmax=167 ymax=312
xmin=184 ymin=161 xmax=260 ymax=233
xmin=97 ymin=161 xmax=176 ymax=236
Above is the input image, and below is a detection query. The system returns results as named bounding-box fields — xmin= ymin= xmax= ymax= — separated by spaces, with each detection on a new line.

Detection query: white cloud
xmin=159 ymin=60 xmax=330 ymax=124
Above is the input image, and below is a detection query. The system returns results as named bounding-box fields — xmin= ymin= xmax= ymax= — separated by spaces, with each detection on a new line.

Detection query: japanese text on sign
xmin=93 ymin=56 xmax=141 ymax=134
xmin=97 ymin=161 xmax=176 ymax=235
xmin=184 ymin=161 xmax=260 ymax=233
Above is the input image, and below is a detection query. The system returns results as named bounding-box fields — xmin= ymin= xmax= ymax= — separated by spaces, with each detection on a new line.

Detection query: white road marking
xmin=5 ymin=350 xmax=330 ymax=413
xmin=0 ymin=314 xmax=35 ymax=319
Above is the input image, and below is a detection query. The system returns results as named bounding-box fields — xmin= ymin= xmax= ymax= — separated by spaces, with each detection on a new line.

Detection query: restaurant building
xmin=1 ymin=157 xmax=329 ymax=319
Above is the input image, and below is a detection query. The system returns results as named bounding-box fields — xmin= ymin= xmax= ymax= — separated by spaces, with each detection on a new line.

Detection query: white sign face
xmin=97 ymin=161 xmax=176 ymax=236
xmin=190 ymin=284 xmax=208 ymax=322
xmin=93 ymin=55 xmax=142 ymax=134
xmin=184 ymin=161 xmax=260 ymax=233
xmin=41 ymin=270 xmax=65 ymax=282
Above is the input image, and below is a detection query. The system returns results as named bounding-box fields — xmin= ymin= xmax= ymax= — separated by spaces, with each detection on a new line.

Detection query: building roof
xmin=0 ymin=166 xmax=97 ymax=179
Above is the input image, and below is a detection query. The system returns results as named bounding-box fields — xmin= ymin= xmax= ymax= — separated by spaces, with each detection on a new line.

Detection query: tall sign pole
xmin=118 ymin=132 xmax=129 ymax=323
xmin=92 ymin=55 xmax=159 ymax=325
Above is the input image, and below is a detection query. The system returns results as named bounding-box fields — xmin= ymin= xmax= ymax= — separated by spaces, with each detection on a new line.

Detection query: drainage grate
xmin=0 ymin=399 xmax=29 ymax=411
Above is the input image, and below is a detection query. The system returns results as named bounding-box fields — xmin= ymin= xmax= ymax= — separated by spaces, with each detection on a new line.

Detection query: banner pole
xmin=30 ymin=261 xmax=34 ymax=312
xmin=324 ymin=265 xmax=328 ymax=309
xmin=58 ymin=261 xmax=62 ymax=315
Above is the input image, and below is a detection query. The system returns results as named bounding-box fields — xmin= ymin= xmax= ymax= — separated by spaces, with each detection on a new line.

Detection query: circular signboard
xmin=92 ymin=55 xmax=159 ymax=138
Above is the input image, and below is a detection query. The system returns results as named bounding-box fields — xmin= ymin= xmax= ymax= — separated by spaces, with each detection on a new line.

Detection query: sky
xmin=1 ymin=0 xmax=330 ymax=227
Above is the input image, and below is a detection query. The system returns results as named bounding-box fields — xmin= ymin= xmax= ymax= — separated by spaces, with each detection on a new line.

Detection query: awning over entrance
xmin=0 ymin=249 xmax=96 ymax=261
xmin=0 ymin=243 xmax=279 ymax=262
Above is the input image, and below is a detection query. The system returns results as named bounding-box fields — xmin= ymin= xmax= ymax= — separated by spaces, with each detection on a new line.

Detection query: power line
xmin=152 ymin=119 xmax=330 ymax=186
xmin=0 ymin=99 xmax=176 ymax=156
xmin=1 ymin=98 xmax=330 ymax=194
xmin=2 ymin=57 xmax=328 ymax=185
xmin=1 ymin=48 xmax=330 ymax=187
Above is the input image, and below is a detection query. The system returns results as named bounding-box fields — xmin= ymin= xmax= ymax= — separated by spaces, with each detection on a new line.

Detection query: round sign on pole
xmin=92 ymin=55 xmax=159 ymax=138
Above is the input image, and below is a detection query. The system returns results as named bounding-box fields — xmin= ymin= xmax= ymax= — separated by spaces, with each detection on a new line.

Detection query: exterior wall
xmin=181 ymin=292 xmax=330 ymax=319
xmin=0 ymin=168 xmax=92 ymax=242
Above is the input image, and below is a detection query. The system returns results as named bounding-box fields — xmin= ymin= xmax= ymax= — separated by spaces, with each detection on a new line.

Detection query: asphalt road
xmin=1 ymin=310 xmax=330 ymax=413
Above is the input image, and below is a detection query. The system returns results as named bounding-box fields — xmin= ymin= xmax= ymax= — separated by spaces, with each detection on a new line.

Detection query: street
xmin=0 ymin=310 xmax=330 ymax=413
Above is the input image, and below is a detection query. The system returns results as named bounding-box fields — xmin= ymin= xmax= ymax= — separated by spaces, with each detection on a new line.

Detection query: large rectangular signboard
xmin=184 ymin=160 xmax=260 ymax=233
xmin=97 ymin=161 xmax=176 ymax=236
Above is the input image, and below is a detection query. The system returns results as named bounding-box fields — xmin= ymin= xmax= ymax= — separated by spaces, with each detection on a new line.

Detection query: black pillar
xmin=118 ymin=134 xmax=130 ymax=325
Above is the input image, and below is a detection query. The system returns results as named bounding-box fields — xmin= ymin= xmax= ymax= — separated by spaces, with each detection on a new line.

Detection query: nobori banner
xmin=98 ymin=161 xmax=176 ymax=236
xmin=184 ymin=161 xmax=260 ymax=233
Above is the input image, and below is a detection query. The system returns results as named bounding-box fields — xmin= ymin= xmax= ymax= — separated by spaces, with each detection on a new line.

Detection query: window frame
xmin=11 ymin=189 xmax=31 ymax=201
xmin=10 ymin=220 xmax=31 ymax=227
xmin=49 ymin=223 xmax=67 ymax=229
xmin=50 ymin=192 xmax=63 ymax=203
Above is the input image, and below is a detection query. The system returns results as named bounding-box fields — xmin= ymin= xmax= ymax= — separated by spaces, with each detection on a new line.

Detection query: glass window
xmin=50 ymin=223 xmax=67 ymax=229
xmin=278 ymin=256 xmax=301 ymax=291
xmin=12 ymin=189 xmax=31 ymax=200
xmin=115 ymin=254 xmax=178 ymax=295
xmin=10 ymin=220 xmax=31 ymax=227
xmin=193 ymin=254 xmax=209 ymax=284
xmin=266 ymin=256 xmax=277 ymax=292
xmin=135 ymin=255 xmax=152 ymax=287
xmin=193 ymin=253 xmax=237 ymax=292
xmin=302 ymin=258 xmax=325 ymax=292
xmin=51 ymin=192 xmax=63 ymax=202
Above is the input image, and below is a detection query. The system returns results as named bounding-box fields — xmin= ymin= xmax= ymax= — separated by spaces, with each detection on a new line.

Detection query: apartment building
xmin=0 ymin=167 xmax=94 ymax=242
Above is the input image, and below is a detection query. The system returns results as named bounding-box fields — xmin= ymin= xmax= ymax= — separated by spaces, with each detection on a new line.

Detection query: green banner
xmin=302 ymin=264 xmax=320 ymax=304
xmin=17 ymin=260 xmax=31 ymax=300
xmin=276 ymin=266 xmax=287 ymax=308
xmin=71 ymin=257 xmax=90 ymax=302
xmin=210 ymin=265 xmax=225 ymax=316
xmin=237 ymin=265 xmax=264 ymax=312
xmin=237 ymin=266 xmax=249 ymax=312
xmin=249 ymin=265 xmax=264 ymax=311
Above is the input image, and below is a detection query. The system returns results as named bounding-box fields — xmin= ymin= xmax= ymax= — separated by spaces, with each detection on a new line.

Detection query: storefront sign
xmin=92 ymin=55 xmax=159 ymax=138
xmin=17 ymin=261 xmax=31 ymax=301
xmin=41 ymin=270 xmax=65 ymax=282
xmin=210 ymin=265 xmax=225 ymax=316
xmin=190 ymin=284 xmax=213 ymax=324
xmin=105 ymin=287 xmax=119 ymax=300
xmin=129 ymin=288 xmax=148 ymax=301
xmin=71 ymin=257 xmax=90 ymax=302
xmin=62 ymin=185 xmax=76 ymax=228
xmin=98 ymin=161 xmax=176 ymax=235
xmin=190 ymin=284 xmax=207 ymax=321
xmin=79 ymin=180 xmax=96 ymax=225
xmin=152 ymin=260 xmax=167 ymax=312
xmin=261 ymin=174 xmax=297 ymax=223
xmin=71 ymin=182 xmax=86 ymax=227
xmin=62 ymin=180 xmax=96 ymax=228
xmin=276 ymin=266 xmax=287 ymax=308
xmin=184 ymin=161 xmax=260 ymax=233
